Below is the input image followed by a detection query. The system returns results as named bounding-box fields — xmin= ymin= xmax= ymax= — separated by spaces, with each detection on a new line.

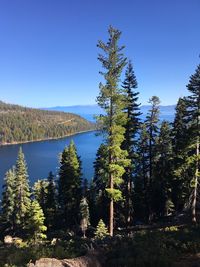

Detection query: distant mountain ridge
xmin=43 ymin=104 xmax=176 ymax=121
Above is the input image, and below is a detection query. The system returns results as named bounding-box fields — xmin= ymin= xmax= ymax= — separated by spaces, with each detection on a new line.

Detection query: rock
xmin=28 ymin=258 xmax=64 ymax=267
xmin=28 ymin=253 xmax=102 ymax=267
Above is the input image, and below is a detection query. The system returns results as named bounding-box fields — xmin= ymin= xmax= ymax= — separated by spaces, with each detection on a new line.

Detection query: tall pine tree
xmin=46 ymin=171 xmax=57 ymax=230
xmin=185 ymin=63 xmax=200 ymax=223
xmin=145 ymin=96 xmax=160 ymax=222
xmin=91 ymin=144 xmax=109 ymax=226
xmin=58 ymin=141 xmax=82 ymax=229
xmin=97 ymin=26 xmax=130 ymax=235
xmin=1 ymin=167 xmax=16 ymax=233
xmin=121 ymin=60 xmax=141 ymax=227
xmin=172 ymin=97 xmax=190 ymax=212
xmin=134 ymin=123 xmax=149 ymax=221
xmin=152 ymin=121 xmax=174 ymax=217
xmin=13 ymin=147 xmax=31 ymax=234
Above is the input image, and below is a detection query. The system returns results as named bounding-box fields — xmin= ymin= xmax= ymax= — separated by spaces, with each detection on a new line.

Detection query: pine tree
xmin=97 ymin=26 xmax=130 ymax=236
xmin=145 ymin=96 xmax=160 ymax=222
xmin=121 ymin=60 xmax=141 ymax=227
xmin=13 ymin=147 xmax=31 ymax=234
xmin=80 ymin=197 xmax=90 ymax=238
xmin=46 ymin=171 xmax=57 ymax=230
xmin=58 ymin=141 xmax=82 ymax=229
xmin=92 ymin=144 xmax=109 ymax=225
xmin=185 ymin=63 xmax=200 ymax=223
xmin=1 ymin=167 xmax=16 ymax=233
xmin=33 ymin=179 xmax=48 ymax=213
xmin=94 ymin=219 xmax=109 ymax=240
xmin=172 ymin=97 xmax=190 ymax=211
xmin=134 ymin=123 xmax=149 ymax=221
xmin=152 ymin=121 xmax=174 ymax=217
xmin=26 ymin=200 xmax=47 ymax=243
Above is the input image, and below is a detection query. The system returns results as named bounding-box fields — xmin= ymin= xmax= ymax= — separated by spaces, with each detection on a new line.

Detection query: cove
xmin=0 ymin=131 xmax=103 ymax=192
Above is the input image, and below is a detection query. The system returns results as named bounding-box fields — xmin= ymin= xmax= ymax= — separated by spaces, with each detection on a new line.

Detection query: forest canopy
xmin=0 ymin=101 xmax=94 ymax=145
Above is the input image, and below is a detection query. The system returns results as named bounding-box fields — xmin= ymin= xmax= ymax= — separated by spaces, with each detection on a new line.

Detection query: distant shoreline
xmin=0 ymin=129 xmax=96 ymax=147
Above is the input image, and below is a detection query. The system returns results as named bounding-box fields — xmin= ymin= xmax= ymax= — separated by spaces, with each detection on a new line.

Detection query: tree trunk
xmin=126 ymin=169 xmax=132 ymax=229
xmin=148 ymin=128 xmax=153 ymax=223
xmin=109 ymin=174 xmax=114 ymax=236
xmin=192 ymin=134 xmax=199 ymax=223
xmin=109 ymin=95 xmax=114 ymax=236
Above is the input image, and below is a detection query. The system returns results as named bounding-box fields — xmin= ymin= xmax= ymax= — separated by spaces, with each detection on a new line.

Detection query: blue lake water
xmin=0 ymin=113 xmax=174 ymax=193
xmin=0 ymin=131 xmax=103 ymax=192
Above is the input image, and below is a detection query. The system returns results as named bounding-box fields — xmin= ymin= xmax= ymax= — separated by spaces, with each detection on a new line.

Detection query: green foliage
xmin=171 ymin=97 xmax=191 ymax=211
xmin=1 ymin=167 xmax=16 ymax=233
xmin=80 ymin=197 xmax=90 ymax=237
xmin=90 ymin=144 xmax=109 ymax=226
xmin=45 ymin=172 xmax=57 ymax=230
xmin=94 ymin=219 xmax=109 ymax=240
xmin=0 ymin=101 xmax=94 ymax=145
xmin=120 ymin=61 xmax=141 ymax=227
xmin=97 ymin=25 xmax=130 ymax=235
xmin=0 ymin=227 xmax=200 ymax=267
xmin=32 ymin=172 xmax=57 ymax=231
xmin=26 ymin=200 xmax=47 ymax=242
xmin=164 ymin=226 xmax=178 ymax=232
xmin=184 ymin=63 xmax=200 ymax=222
xmin=134 ymin=96 xmax=160 ymax=222
xmin=58 ymin=141 xmax=82 ymax=228
xmin=152 ymin=121 xmax=174 ymax=217
xmin=33 ymin=179 xmax=48 ymax=211
xmin=105 ymin=226 xmax=200 ymax=267
xmin=0 ymin=238 xmax=87 ymax=267
xmin=13 ymin=148 xmax=31 ymax=234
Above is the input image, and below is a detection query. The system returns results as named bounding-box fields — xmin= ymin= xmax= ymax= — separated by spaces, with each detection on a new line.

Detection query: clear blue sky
xmin=0 ymin=0 xmax=199 ymax=107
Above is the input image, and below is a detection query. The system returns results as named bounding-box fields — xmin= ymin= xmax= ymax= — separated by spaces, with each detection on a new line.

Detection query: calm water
xmin=0 ymin=131 xmax=103 ymax=192
xmin=0 ymin=113 xmax=174 ymax=193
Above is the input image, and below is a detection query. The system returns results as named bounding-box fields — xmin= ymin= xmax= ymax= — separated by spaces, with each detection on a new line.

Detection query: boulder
xmin=28 ymin=254 xmax=102 ymax=267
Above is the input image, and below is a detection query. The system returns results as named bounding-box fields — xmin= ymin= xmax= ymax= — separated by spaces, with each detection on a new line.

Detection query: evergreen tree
xmin=185 ymin=63 xmax=200 ymax=223
xmin=80 ymin=197 xmax=90 ymax=238
xmin=33 ymin=180 xmax=48 ymax=213
xmin=94 ymin=219 xmax=109 ymax=240
xmin=92 ymin=144 xmax=109 ymax=226
xmin=13 ymin=147 xmax=31 ymax=234
xmin=134 ymin=123 xmax=150 ymax=221
xmin=46 ymin=171 xmax=57 ymax=230
xmin=58 ymin=141 xmax=82 ymax=229
xmin=121 ymin=60 xmax=141 ymax=227
xmin=145 ymin=96 xmax=160 ymax=221
xmin=172 ymin=97 xmax=190 ymax=211
xmin=97 ymin=26 xmax=130 ymax=236
xmin=152 ymin=121 xmax=174 ymax=217
xmin=26 ymin=200 xmax=47 ymax=242
xmin=1 ymin=167 xmax=16 ymax=233
xmin=82 ymin=178 xmax=89 ymax=198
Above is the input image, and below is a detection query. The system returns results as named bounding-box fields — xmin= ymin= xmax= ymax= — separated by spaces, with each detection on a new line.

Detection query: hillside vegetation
xmin=0 ymin=101 xmax=94 ymax=145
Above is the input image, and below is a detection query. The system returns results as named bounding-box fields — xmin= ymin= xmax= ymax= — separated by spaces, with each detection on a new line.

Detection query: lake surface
xmin=0 ymin=113 xmax=174 ymax=193
xmin=0 ymin=131 xmax=103 ymax=192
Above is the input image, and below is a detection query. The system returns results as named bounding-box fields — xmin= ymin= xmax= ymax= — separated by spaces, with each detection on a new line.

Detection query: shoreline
xmin=0 ymin=129 xmax=96 ymax=147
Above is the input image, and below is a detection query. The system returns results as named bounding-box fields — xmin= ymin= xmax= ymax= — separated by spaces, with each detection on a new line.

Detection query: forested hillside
xmin=0 ymin=101 xmax=94 ymax=145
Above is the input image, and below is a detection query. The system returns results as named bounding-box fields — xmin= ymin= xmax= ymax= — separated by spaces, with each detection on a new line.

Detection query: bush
xmin=105 ymin=226 xmax=200 ymax=267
